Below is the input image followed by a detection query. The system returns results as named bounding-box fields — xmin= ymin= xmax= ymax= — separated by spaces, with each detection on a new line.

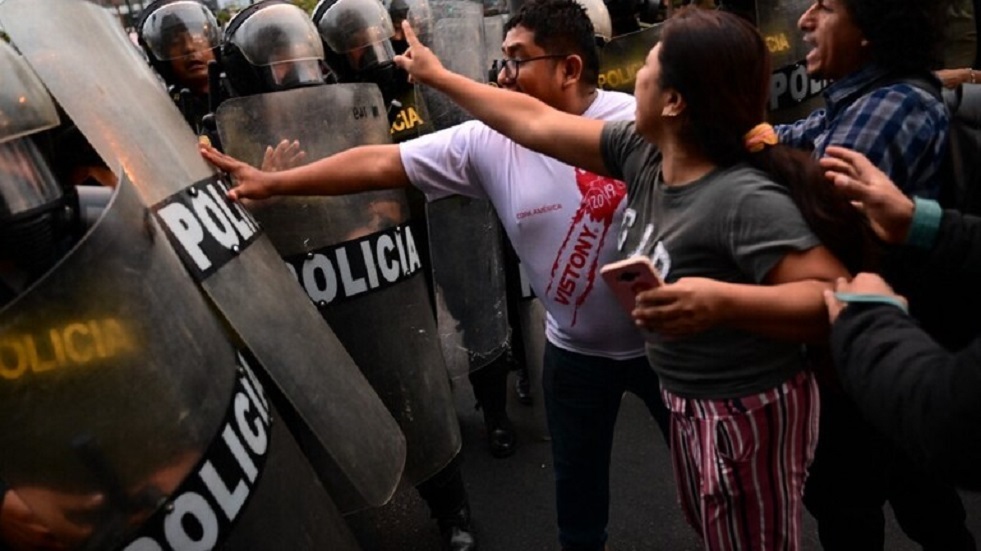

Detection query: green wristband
xmin=834 ymin=292 xmax=909 ymax=314
xmin=905 ymin=197 xmax=942 ymax=250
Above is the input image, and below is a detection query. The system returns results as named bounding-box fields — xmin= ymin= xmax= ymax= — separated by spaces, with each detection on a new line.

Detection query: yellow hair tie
xmin=744 ymin=123 xmax=778 ymax=153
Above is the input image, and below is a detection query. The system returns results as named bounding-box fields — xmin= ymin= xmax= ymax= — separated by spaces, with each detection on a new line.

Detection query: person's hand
xmin=199 ymin=142 xmax=276 ymax=201
xmin=393 ymin=20 xmax=446 ymax=86
xmin=1 ymin=489 xmax=65 ymax=551
xmin=632 ymin=277 xmax=725 ymax=337
xmin=822 ymin=273 xmax=905 ymax=324
xmin=260 ymin=139 xmax=306 ymax=172
xmin=820 ymin=146 xmax=915 ymax=244
xmin=1 ymin=488 xmax=104 ymax=550
xmin=935 ymin=68 xmax=975 ymax=89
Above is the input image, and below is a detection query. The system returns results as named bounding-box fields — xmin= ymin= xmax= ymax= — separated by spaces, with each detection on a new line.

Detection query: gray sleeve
xmin=599 ymin=120 xmax=636 ymax=182
xmin=724 ymin=178 xmax=821 ymax=283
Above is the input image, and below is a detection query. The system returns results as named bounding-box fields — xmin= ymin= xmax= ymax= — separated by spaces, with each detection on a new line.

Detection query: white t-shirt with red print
xmin=400 ymin=90 xmax=644 ymax=359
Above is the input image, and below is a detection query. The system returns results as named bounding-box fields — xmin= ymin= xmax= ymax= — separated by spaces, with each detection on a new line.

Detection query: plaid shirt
xmin=776 ymin=64 xmax=949 ymax=199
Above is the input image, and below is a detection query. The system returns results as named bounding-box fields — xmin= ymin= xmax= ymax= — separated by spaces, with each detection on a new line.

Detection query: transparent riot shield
xmin=598 ymin=24 xmax=661 ymax=94
xmin=0 ymin=0 xmax=405 ymax=514
xmin=754 ymin=0 xmax=827 ymax=123
xmin=483 ymin=13 xmax=508 ymax=72
xmin=598 ymin=2 xmax=825 ymax=123
xmin=215 ymin=83 xmax=461 ymax=486
xmin=0 ymin=178 xmax=357 ymax=551
xmin=421 ymin=0 xmax=511 ymax=379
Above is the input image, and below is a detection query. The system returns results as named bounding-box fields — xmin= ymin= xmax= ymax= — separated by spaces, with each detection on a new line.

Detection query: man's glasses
xmin=491 ymin=54 xmax=570 ymax=81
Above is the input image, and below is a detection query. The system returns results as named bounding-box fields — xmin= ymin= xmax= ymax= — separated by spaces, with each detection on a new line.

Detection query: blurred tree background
xmin=214 ymin=0 xmax=319 ymax=24
xmin=291 ymin=0 xmax=319 ymax=12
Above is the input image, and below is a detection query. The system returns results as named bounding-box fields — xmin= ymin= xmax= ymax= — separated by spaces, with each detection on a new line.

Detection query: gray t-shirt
xmin=601 ymin=120 xmax=821 ymax=399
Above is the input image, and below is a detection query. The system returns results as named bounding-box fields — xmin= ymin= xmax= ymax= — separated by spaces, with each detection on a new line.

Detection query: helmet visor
xmin=316 ymin=0 xmax=395 ymax=54
xmin=384 ymin=0 xmax=432 ymax=39
xmin=233 ymin=3 xmax=325 ymax=66
xmin=263 ymin=58 xmax=326 ymax=89
xmin=0 ymin=41 xmax=60 ymax=145
xmin=0 ymin=137 xmax=63 ymax=221
xmin=140 ymin=1 xmax=221 ymax=61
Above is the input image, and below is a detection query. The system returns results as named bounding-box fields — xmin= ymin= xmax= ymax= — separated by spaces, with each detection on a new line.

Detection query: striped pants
xmin=661 ymin=371 xmax=819 ymax=551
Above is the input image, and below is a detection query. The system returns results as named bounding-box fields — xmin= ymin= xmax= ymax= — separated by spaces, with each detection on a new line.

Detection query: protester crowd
xmin=2 ymin=0 xmax=980 ymax=549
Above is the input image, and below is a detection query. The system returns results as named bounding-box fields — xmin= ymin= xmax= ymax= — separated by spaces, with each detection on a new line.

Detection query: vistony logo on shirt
xmin=546 ymin=169 xmax=627 ymax=326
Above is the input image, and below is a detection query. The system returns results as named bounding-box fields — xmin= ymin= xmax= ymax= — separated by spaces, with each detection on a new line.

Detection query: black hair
xmin=504 ymin=0 xmax=600 ymax=86
xmin=841 ymin=0 xmax=950 ymax=72
xmin=659 ymin=7 xmax=879 ymax=272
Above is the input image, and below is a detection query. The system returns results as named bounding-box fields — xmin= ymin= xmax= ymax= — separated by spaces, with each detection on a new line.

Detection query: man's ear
xmin=561 ymin=54 xmax=585 ymax=86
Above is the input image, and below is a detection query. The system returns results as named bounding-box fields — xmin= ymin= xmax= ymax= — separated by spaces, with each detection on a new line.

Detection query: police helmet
xmin=222 ymin=0 xmax=328 ymax=97
xmin=383 ymin=0 xmax=432 ymax=42
xmin=312 ymin=0 xmax=399 ymax=84
xmin=136 ymin=0 xmax=221 ymax=90
xmin=577 ymin=0 xmax=613 ymax=45
xmin=0 ymin=41 xmax=78 ymax=284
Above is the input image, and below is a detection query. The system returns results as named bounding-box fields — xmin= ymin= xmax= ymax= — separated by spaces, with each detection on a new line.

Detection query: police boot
xmin=437 ymin=502 xmax=477 ymax=551
xmin=417 ymin=457 xmax=478 ymax=551
xmin=469 ymin=356 xmax=516 ymax=458
xmin=514 ymin=363 xmax=533 ymax=406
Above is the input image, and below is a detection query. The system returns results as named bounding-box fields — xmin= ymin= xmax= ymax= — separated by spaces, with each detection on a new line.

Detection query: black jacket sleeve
xmin=924 ymin=208 xmax=981 ymax=274
xmin=883 ymin=208 xmax=981 ymax=350
xmin=831 ymin=303 xmax=981 ymax=490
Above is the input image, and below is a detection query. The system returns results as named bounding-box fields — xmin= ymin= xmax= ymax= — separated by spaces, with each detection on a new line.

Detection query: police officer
xmin=0 ymin=137 xmax=88 ymax=551
xmin=0 ymin=38 xmax=88 ymax=549
xmin=221 ymin=2 xmax=476 ymax=549
xmin=136 ymin=0 xmax=222 ymax=136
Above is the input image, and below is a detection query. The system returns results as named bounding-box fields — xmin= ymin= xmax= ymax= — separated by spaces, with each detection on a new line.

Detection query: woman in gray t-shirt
xmin=396 ymin=6 xmax=876 ymax=550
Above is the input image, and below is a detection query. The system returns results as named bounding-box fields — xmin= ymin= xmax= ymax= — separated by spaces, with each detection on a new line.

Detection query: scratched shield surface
xmin=0 ymin=178 xmax=358 ymax=550
xmin=0 ymin=0 xmax=407 ymax=514
xmin=217 ymin=84 xmax=462 ymax=487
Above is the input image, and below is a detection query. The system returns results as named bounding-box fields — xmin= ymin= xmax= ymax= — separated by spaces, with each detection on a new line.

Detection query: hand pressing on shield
xmin=261 ymin=139 xmax=307 ymax=173
xmin=199 ymin=142 xmax=278 ymax=201
xmin=201 ymin=137 xmax=410 ymax=201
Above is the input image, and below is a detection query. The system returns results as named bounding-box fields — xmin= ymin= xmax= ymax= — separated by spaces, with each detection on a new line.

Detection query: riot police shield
xmin=215 ymin=83 xmax=462 ymax=486
xmin=597 ymin=0 xmax=825 ymax=122
xmin=0 ymin=41 xmax=60 ymax=142
xmin=422 ymin=0 xmax=511 ymax=378
xmin=483 ymin=13 xmax=508 ymax=71
xmin=753 ymin=0 xmax=827 ymax=123
xmin=0 ymin=0 xmax=405 ymax=514
xmin=0 ymin=177 xmax=358 ymax=551
xmin=421 ymin=0 xmax=487 ymax=128
xmin=597 ymin=24 xmax=661 ymax=94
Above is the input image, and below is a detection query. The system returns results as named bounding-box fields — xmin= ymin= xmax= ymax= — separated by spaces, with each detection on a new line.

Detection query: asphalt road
xmin=347 ymin=301 xmax=981 ymax=550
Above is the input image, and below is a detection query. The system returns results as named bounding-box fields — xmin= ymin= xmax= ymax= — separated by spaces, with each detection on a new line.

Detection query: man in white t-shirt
xmin=201 ymin=1 xmax=670 ymax=548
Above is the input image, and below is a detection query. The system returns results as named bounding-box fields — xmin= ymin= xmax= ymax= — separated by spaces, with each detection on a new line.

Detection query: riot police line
xmin=0 ymin=0 xmax=827 ymax=549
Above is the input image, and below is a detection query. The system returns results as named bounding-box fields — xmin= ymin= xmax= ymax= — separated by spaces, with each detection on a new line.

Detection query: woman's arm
xmin=395 ymin=21 xmax=610 ymax=176
xmin=634 ymin=246 xmax=846 ymax=342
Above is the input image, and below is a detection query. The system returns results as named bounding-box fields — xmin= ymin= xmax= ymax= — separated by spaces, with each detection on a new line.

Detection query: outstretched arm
xmin=395 ymin=21 xmax=610 ymax=176
xmin=200 ymin=142 xmax=410 ymax=201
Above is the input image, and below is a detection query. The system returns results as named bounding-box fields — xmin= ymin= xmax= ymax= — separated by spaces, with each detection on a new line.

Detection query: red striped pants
xmin=661 ymin=371 xmax=819 ymax=551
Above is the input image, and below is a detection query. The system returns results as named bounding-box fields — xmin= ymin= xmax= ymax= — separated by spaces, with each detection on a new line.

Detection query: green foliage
xmin=215 ymin=7 xmax=234 ymax=24
xmin=291 ymin=0 xmax=320 ymax=13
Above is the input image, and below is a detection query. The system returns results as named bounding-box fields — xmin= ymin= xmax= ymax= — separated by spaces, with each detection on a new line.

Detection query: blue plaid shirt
xmin=776 ymin=65 xmax=949 ymax=199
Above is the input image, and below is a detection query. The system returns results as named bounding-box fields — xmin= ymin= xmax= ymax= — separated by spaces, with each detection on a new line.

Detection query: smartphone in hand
xmin=600 ymin=255 xmax=664 ymax=315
